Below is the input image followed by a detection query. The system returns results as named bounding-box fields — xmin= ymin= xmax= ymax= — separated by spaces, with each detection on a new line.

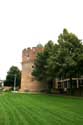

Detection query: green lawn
xmin=0 ymin=92 xmax=83 ymax=125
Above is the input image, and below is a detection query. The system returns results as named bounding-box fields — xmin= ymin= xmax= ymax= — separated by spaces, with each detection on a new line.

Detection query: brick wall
xmin=20 ymin=47 xmax=48 ymax=92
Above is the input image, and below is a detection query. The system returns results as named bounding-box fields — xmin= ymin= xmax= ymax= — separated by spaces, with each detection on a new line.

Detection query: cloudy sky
xmin=0 ymin=0 xmax=83 ymax=79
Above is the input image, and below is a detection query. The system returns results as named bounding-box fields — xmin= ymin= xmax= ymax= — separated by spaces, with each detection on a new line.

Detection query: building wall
xmin=20 ymin=47 xmax=48 ymax=92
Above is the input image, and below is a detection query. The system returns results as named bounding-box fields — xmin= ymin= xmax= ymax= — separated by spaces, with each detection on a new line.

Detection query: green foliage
xmin=47 ymin=29 xmax=83 ymax=79
xmin=32 ymin=29 xmax=83 ymax=94
xmin=58 ymin=29 xmax=83 ymax=77
xmin=4 ymin=66 xmax=21 ymax=87
xmin=32 ymin=40 xmax=54 ymax=82
xmin=32 ymin=52 xmax=47 ymax=81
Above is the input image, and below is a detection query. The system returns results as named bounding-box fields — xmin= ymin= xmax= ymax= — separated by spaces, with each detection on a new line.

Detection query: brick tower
xmin=20 ymin=47 xmax=48 ymax=92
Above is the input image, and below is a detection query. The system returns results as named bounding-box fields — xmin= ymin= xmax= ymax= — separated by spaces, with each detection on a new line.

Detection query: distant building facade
xmin=0 ymin=80 xmax=4 ymax=90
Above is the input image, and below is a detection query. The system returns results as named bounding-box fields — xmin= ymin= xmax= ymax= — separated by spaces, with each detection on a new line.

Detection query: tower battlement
xmin=22 ymin=47 xmax=43 ymax=63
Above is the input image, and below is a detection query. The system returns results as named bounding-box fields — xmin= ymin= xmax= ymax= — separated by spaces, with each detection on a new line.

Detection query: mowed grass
xmin=0 ymin=93 xmax=83 ymax=125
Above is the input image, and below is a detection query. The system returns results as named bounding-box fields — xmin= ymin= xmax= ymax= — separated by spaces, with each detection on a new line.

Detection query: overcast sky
xmin=0 ymin=0 xmax=83 ymax=79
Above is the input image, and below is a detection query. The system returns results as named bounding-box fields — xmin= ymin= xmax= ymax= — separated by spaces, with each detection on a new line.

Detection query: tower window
xmin=27 ymin=54 xmax=29 ymax=57
xmin=32 ymin=65 xmax=34 ymax=68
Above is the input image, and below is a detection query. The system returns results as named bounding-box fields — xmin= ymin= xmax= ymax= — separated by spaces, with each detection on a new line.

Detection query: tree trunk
xmin=48 ymin=80 xmax=53 ymax=93
xmin=70 ymin=76 xmax=72 ymax=95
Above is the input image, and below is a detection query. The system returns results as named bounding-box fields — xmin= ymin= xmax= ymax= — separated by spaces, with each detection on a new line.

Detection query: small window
xmin=32 ymin=65 xmax=34 ymax=68
xmin=27 ymin=54 xmax=29 ymax=57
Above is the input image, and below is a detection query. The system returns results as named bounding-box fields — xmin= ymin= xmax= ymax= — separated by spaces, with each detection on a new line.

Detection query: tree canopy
xmin=48 ymin=29 xmax=83 ymax=79
xmin=4 ymin=66 xmax=21 ymax=88
xmin=32 ymin=40 xmax=54 ymax=82
xmin=32 ymin=29 xmax=83 ymax=93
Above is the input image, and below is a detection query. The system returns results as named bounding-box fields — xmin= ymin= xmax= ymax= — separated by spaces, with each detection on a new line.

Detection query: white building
xmin=0 ymin=80 xmax=4 ymax=90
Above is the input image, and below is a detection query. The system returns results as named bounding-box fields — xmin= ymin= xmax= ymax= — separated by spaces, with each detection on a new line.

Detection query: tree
xmin=46 ymin=43 xmax=59 ymax=79
xmin=47 ymin=29 xmax=83 ymax=94
xmin=4 ymin=66 xmax=21 ymax=88
xmin=32 ymin=29 xmax=83 ymax=94
xmin=32 ymin=40 xmax=54 ymax=92
xmin=57 ymin=29 xmax=83 ymax=77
